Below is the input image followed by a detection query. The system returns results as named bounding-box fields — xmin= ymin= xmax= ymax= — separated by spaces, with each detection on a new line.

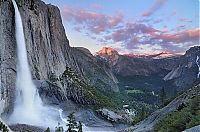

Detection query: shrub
xmin=0 ymin=121 xmax=9 ymax=132
xmin=154 ymin=96 xmax=200 ymax=132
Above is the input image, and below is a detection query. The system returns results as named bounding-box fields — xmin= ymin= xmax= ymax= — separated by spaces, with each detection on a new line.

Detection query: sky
xmin=43 ymin=0 xmax=200 ymax=54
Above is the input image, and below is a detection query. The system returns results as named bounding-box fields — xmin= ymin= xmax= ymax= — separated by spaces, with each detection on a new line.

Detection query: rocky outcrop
xmin=72 ymin=47 xmax=119 ymax=92
xmin=123 ymin=83 xmax=200 ymax=132
xmin=97 ymin=47 xmax=120 ymax=66
xmin=0 ymin=0 xmax=118 ymax=114
xmin=184 ymin=125 xmax=200 ymax=132
xmin=9 ymin=124 xmax=44 ymax=132
xmin=163 ymin=46 xmax=200 ymax=90
xmin=96 ymin=108 xmax=123 ymax=123
xmin=0 ymin=0 xmax=17 ymax=114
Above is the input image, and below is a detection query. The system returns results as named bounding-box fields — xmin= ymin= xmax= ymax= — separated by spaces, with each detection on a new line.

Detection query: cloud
xmin=157 ymin=28 xmax=200 ymax=43
xmin=110 ymin=23 xmax=161 ymax=43
xmin=142 ymin=0 xmax=168 ymax=17
xmin=135 ymin=44 xmax=163 ymax=54
xmin=61 ymin=5 xmax=198 ymax=54
xmin=103 ymin=21 xmax=199 ymax=53
xmin=178 ymin=18 xmax=192 ymax=23
xmin=62 ymin=6 xmax=123 ymax=34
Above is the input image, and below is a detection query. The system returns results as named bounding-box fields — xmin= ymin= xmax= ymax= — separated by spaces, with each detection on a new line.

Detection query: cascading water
xmin=196 ymin=56 xmax=200 ymax=78
xmin=10 ymin=0 xmax=43 ymax=124
xmin=9 ymin=0 xmax=68 ymax=128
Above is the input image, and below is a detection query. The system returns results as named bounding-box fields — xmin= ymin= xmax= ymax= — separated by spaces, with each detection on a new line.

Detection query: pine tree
xmin=67 ymin=112 xmax=78 ymax=132
xmin=44 ymin=127 xmax=50 ymax=132
xmin=78 ymin=121 xmax=83 ymax=132
xmin=190 ymin=96 xmax=200 ymax=115
xmin=55 ymin=122 xmax=64 ymax=132
xmin=139 ymin=105 xmax=148 ymax=120
xmin=0 ymin=121 xmax=9 ymax=132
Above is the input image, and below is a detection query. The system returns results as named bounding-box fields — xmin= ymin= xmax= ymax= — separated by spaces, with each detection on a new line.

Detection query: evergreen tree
xmin=190 ymin=96 xmax=200 ymax=115
xmin=67 ymin=112 xmax=78 ymax=132
xmin=44 ymin=127 xmax=50 ymax=132
xmin=139 ymin=105 xmax=148 ymax=120
xmin=0 ymin=121 xmax=9 ymax=132
xmin=77 ymin=121 xmax=83 ymax=132
xmin=160 ymin=87 xmax=166 ymax=106
xmin=55 ymin=122 xmax=64 ymax=132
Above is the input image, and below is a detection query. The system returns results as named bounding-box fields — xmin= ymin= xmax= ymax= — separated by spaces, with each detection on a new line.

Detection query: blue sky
xmin=43 ymin=0 xmax=199 ymax=54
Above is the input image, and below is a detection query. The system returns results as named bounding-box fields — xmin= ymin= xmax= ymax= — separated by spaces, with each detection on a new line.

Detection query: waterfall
xmin=196 ymin=56 xmax=200 ymax=78
xmin=9 ymin=0 xmax=65 ymax=128
xmin=10 ymin=0 xmax=43 ymax=124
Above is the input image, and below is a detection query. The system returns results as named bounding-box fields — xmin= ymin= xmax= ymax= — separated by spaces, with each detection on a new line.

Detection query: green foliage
xmin=55 ymin=122 xmax=64 ymax=132
xmin=132 ymin=105 xmax=149 ymax=125
xmin=77 ymin=121 xmax=83 ymax=132
xmin=190 ymin=96 xmax=200 ymax=115
xmin=154 ymin=96 xmax=200 ymax=132
xmin=45 ymin=112 xmax=83 ymax=132
xmin=0 ymin=121 xmax=9 ymax=132
xmin=186 ymin=114 xmax=200 ymax=128
xmin=49 ymin=71 xmax=59 ymax=82
xmin=81 ymin=83 xmax=116 ymax=109
xmin=67 ymin=112 xmax=83 ymax=132
xmin=44 ymin=127 xmax=50 ymax=132
xmin=61 ymin=66 xmax=115 ymax=109
xmin=67 ymin=112 xmax=77 ymax=131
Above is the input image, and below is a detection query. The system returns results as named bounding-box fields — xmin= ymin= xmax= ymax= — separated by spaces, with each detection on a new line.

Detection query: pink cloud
xmin=61 ymin=5 xmax=198 ymax=54
xmin=62 ymin=6 xmax=123 ymax=34
xmin=111 ymin=23 xmax=161 ymax=42
xmin=103 ymin=22 xmax=199 ymax=52
xmin=142 ymin=0 xmax=168 ymax=17
xmin=157 ymin=28 xmax=200 ymax=43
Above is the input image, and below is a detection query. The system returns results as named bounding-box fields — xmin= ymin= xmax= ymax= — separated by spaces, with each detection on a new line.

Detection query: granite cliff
xmin=0 ymin=0 xmax=118 ymax=115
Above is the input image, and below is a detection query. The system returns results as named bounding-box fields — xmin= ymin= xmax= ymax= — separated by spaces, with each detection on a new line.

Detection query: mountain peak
xmin=185 ymin=46 xmax=200 ymax=56
xmin=97 ymin=47 xmax=119 ymax=56
xmin=96 ymin=47 xmax=120 ymax=65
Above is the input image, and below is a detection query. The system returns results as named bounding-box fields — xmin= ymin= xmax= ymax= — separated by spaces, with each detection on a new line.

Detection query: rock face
xmin=97 ymin=47 xmax=120 ymax=66
xmin=163 ymin=46 xmax=200 ymax=90
xmin=184 ymin=125 xmax=200 ymax=132
xmin=96 ymin=108 xmax=123 ymax=123
xmin=123 ymin=83 xmax=200 ymax=132
xmin=0 ymin=0 xmax=17 ymax=114
xmin=0 ymin=0 xmax=118 ymax=114
xmin=72 ymin=47 xmax=119 ymax=92
xmin=97 ymin=47 xmax=175 ymax=77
